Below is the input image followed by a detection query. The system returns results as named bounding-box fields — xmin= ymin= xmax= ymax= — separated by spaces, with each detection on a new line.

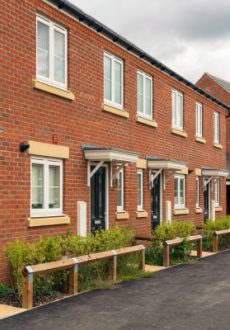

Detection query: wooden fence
xmin=213 ymin=229 xmax=230 ymax=253
xmin=21 ymin=245 xmax=145 ymax=310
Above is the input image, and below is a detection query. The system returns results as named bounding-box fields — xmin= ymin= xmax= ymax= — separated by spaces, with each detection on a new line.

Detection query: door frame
xmin=203 ymin=176 xmax=210 ymax=220
xmin=151 ymin=170 xmax=163 ymax=225
xmin=89 ymin=161 xmax=109 ymax=232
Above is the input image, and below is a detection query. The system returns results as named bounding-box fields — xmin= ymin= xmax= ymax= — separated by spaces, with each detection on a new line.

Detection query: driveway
xmin=1 ymin=251 xmax=230 ymax=330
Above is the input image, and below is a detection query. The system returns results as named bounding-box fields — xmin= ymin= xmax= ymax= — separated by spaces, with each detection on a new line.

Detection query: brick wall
xmin=0 ymin=0 xmax=227 ymax=282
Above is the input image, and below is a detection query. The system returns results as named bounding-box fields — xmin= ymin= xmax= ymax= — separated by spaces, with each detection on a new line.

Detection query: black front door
xmin=204 ymin=179 xmax=209 ymax=223
xmin=151 ymin=173 xmax=160 ymax=232
xmin=91 ymin=165 xmax=106 ymax=232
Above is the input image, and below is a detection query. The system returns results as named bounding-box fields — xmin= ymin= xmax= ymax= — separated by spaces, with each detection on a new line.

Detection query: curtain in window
xmin=145 ymin=78 xmax=151 ymax=116
xmin=37 ymin=21 xmax=49 ymax=78
xmin=104 ymin=56 xmax=112 ymax=101
xmin=137 ymin=74 xmax=143 ymax=113
xmin=137 ymin=173 xmax=142 ymax=206
xmin=32 ymin=164 xmax=44 ymax=209
xmin=49 ymin=165 xmax=60 ymax=208
xmin=196 ymin=179 xmax=199 ymax=205
xmin=54 ymin=30 xmax=65 ymax=84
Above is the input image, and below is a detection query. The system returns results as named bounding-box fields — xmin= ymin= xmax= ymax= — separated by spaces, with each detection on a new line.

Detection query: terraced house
xmin=0 ymin=0 xmax=229 ymax=282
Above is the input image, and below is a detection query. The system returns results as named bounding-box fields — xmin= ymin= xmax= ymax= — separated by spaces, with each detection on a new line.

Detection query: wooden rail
xmin=21 ymin=245 xmax=145 ymax=309
xmin=163 ymin=235 xmax=202 ymax=267
xmin=213 ymin=229 xmax=230 ymax=253
xmin=135 ymin=234 xmax=157 ymax=241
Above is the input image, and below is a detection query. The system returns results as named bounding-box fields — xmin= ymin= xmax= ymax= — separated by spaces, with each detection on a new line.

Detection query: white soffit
xmin=82 ymin=145 xmax=141 ymax=164
xmin=146 ymin=157 xmax=187 ymax=171
xmin=202 ymin=169 xmax=229 ymax=178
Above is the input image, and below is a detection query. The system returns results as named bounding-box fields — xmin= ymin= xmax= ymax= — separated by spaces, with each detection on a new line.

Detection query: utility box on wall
xmin=77 ymin=201 xmax=87 ymax=237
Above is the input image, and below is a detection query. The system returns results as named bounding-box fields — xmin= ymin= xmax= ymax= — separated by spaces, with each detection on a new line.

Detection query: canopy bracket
xmin=110 ymin=163 xmax=126 ymax=187
xmin=163 ymin=170 xmax=177 ymax=190
xmin=148 ymin=169 xmax=162 ymax=189
xmin=87 ymin=160 xmax=105 ymax=186
xmin=202 ymin=176 xmax=213 ymax=191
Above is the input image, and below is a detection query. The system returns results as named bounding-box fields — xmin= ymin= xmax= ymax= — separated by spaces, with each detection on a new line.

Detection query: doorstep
xmin=0 ymin=304 xmax=26 ymax=319
xmin=190 ymin=250 xmax=216 ymax=258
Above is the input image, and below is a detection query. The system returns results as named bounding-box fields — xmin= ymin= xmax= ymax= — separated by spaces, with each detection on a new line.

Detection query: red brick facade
xmin=0 ymin=0 xmax=228 ymax=282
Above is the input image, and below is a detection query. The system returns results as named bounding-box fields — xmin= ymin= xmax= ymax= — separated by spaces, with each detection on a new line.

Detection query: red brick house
xmin=196 ymin=73 xmax=230 ymax=214
xmin=0 ymin=0 xmax=229 ymax=282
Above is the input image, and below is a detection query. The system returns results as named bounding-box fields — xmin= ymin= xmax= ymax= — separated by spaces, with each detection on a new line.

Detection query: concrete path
xmin=0 ymin=305 xmax=26 ymax=319
xmin=1 ymin=251 xmax=230 ymax=330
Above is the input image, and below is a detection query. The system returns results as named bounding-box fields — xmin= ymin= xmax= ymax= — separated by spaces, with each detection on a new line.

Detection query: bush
xmin=3 ymin=224 xmax=136 ymax=301
xmin=0 ymin=283 xmax=14 ymax=296
xmin=202 ymin=216 xmax=230 ymax=248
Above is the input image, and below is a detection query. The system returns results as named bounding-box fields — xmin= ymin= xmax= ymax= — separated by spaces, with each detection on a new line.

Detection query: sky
xmin=68 ymin=0 xmax=230 ymax=84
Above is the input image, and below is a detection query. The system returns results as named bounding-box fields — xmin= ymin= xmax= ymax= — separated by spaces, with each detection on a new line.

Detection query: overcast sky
xmin=69 ymin=0 xmax=230 ymax=83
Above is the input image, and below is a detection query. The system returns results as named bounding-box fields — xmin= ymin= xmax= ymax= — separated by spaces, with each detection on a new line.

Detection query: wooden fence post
xmin=139 ymin=245 xmax=145 ymax=271
xmin=197 ymin=236 xmax=202 ymax=258
xmin=163 ymin=242 xmax=169 ymax=267
xmin=22 ymin=266 xmax=33 ymax=310
xmin=109 ymin=251 xmax=117 ymax=282
xmin=68 ymin=258 xmax=78 ymax=295
xmin=213 ymin=232 xmax=218 ymax=253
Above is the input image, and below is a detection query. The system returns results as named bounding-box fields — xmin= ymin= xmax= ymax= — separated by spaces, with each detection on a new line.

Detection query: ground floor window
xmin=196 ymin=177 xmax=199 ymax=207
xmin=214 ymin=180 xmax=219 ymax=206
xmin=174 ymin=174 xmax=185 ymax=209
xmin=137 ymin=169 xmax=143 ymax=211
xmin=31 ymin=157 xmax=63 ymax=217
xmin=117 ymin=168 xmax=124 ymax=212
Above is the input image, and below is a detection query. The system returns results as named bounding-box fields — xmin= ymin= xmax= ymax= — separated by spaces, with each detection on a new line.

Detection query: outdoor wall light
xmin=19 ymin=142 xmax=30 ymax=153
xmin=0 ymin=127 xmax=5 ymax=133
xmin=188 ymin=170 xmax=193 ymax=174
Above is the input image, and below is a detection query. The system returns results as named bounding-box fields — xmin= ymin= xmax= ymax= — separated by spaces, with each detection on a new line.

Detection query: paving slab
xmin=0 ymin=305 xmax=26 ymax=319
xmin=1 ymin=250 xmax=230 ymax=330
xmin=191 ymin=250 xmax=216 ymax=257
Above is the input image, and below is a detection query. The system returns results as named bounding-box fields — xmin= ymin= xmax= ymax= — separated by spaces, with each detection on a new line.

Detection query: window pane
xmin=145 ymin=78 xmax=151 ymax=116
xmin=137 ymin=74 xmax=143 ymax=113
xmin=32 ymin=163 xmax=44 ymax=209
xmin=115 ymin=62 xmax=122 ymax=104
xmin=178 ymin=94 xmax=183 ymax=128
xmin=180 ymin=178 xmax=184 ymax=204
xmin=104 ymin=56 xmax=112 ymax=100
xmin=138 ymin=173 xmax=141 ymax=206
xmin=37 ymin=21 xmax=49 ymax=78
xmin=199 ymin=106 xmax=202 ymax=135
xmin=49 ymin=165 xmax=60 ymax=209
xmin=117 ymin=172 xmax=122 ymax=207
xmin=172 ymin=91 xmax=176 ymax=125
xmin=174 ymin=177 xmax=178 ymax=205
xmin=54 ymin=30 xmax=65 ymax=84
xmin=196 ymin=179 xmax=199 ymax=205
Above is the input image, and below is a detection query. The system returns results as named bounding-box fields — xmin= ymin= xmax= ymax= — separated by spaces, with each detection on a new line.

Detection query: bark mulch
xmin=0 ymin=292 xmax=71 ymax=308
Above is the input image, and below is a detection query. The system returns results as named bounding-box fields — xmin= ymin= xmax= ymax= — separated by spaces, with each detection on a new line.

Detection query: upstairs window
xmin=137 ymin=170 xmax=143 ymax=211
xmin=172 ymin=89 xmax=183 ymax=131
xmin=104 ymin=53 xmax=123 ymax=109
xmin=36 ymin=16 xmax=67 ymax=89
xmin=196 ymin=102 xmax=202 ymax=137
xmin=31 ymin=157 xmax=63 ymax=217
xmin=117 ymin=168 xmax=124 ymax=212
xmin=196 ymin=177 xmax=199 ymax=207
xmin=137 ymin=71 xmax=152 ymax=119
xmin=214 ymin=111 xmax=219 ymax=144
xmin=214 ymin=180 xmax=219 ymax=206
xmin=174 ymin=174 xmax=185 ymax=209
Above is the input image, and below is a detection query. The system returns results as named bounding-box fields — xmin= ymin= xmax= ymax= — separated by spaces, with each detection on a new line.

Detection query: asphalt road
xmin=1 ymin=251 xmax=230 ymax=330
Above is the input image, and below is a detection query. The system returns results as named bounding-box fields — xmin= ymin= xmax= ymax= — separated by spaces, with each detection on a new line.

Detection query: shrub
xmin=202 ymin=216 xmax=230 ymax=248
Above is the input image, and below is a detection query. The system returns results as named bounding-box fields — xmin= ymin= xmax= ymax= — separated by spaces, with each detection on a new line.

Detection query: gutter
xmin=53 ymin=0 xmax=230 ymax=117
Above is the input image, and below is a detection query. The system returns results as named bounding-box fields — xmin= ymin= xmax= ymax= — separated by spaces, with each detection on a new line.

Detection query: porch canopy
xmin=146 ymin=156 xmax=188 ymax=189
xmin=201 ymin=167 xmax=229 ymax=191
xmin=82 ymin=144 xmax=141 ymax=186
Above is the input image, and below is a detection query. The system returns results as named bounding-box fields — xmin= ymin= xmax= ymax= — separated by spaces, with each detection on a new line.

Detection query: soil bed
xmin=0 ymin=292 xmax=71 ymax=308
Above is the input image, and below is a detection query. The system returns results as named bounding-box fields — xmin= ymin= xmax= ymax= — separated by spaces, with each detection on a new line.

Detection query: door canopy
xmin=201 ymin=167 xmax=229 ymax=191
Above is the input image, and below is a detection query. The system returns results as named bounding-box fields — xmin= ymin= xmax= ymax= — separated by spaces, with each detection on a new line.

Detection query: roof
xmin=81 ymin=144 xmax=141 ymax=156
xmin=204 ymin=73 xmax=230 ymax=95
xmin=51 ymin=0 xmax=230 ymax=113
xmin=146 ymin=156 xmax=187 ymax=165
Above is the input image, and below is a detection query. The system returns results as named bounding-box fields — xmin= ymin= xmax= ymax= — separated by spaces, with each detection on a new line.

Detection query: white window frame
xmin=36 ymin=15 xmax=67 ymax=90
xmin=117 ymin=168 xmax=124 ymax=212
xmin=214 ymin=180 xmax=219 ymax=206
xmin=137 ymin=169 xmax=143 ymax=211
xmin=174 ymin=174 xmax=185 ymax=209
xmin=214 ymin=111 xmax=219 ymax=144
xmin=196 ymin=102 xmax=202 ymax=138
xmin=172 ymin=89 xmax=183 ymax=131
xmin=137 ymin=70 xmax=152 ymax=120
xmin=31 ymin=156 xmax=63 ymax=218
xmin=104 ymin=52 xmax=123 ymax=109
xmin=196 ymin=177 xmax=199 ymax=208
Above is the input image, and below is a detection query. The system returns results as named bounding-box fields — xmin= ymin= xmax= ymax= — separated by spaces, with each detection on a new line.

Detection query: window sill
xmin=195 ymin=136 xmax=206 ymax=144
xmin=173 ymin=208 xmax=189 ymax=215
xmin=195 ymin=207 xmax=203 ymax=214
xmin=102 ymin=103 xmax=129 ymax=118
xmin=171 ymin=128 xmax=187 ymax=138
xmin=115 ymin=212 xmax=129 ymax=220
xmin=136 ymin=210 xmax=148 ymax=218
xmin=33 ymin=80 xmax=75 ymax=101
xmin=214 ymin=143 xmax=222 ymax=149
xmin=27 ymin=215 xmax=70 ymax=227
xmin=136 ymin=115 xmax=158 ymax=128
xmin=215 ymin=206 xmax=222 ymax=212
